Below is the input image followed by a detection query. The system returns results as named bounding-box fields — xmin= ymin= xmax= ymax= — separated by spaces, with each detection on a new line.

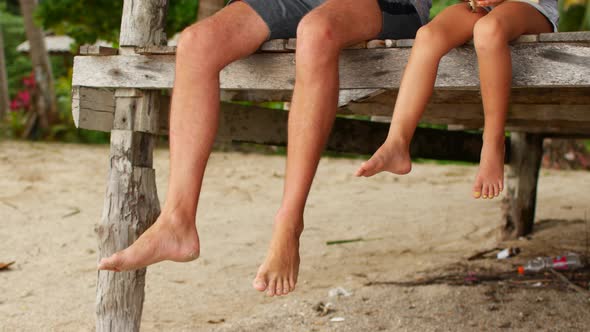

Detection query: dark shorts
xmin=228 ymin=0 xmax=422 ymax=40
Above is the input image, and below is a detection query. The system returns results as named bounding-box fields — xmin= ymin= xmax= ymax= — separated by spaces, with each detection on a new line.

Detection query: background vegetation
xmin=0 ymin=0 xmax=588 ymax=143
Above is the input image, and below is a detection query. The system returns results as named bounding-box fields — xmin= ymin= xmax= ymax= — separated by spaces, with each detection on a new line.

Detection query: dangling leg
xmin=252 ymin=0 xmax=384 ymax=296
xmin=471 ymin=2 xmax=552 ymax=199
xmin=356 ymin=4 xmax=485 ymax=177
xmin=98 ymin=3 xmax=269 ymax=271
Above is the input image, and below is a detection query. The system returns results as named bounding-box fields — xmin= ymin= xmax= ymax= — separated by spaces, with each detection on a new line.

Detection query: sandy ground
xmin=0 ymin=140 xmax=589 ymax=332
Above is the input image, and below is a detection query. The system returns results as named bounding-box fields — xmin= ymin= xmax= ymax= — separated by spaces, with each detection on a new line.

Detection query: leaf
xmin=0 ymin=261 xmax=15 ymax=270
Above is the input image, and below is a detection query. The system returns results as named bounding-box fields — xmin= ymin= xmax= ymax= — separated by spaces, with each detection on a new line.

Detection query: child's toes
xmin=480 ymin=184 xmax=488 ymax=199
xmin=492 ymin=184 xmax=500 ymax=197
xmin=472 ymin=180 xmax=483 ymax=199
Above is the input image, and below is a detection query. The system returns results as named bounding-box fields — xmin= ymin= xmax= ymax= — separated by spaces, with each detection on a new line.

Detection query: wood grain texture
xmin=96 ymin=131 xmax=160 ymax=332
xmin=73 ymin=43 xmax=590 ymax=90
xmin=539 ymin=31 xmax=590 ymax=43
xmin=119 ymin=0 xmax=169 ymax=47
xmin=95 ymin=1 xmax=168 ymax=331
xmin=501 ymin=133 xmax=544 ymax=239
xmin=79 ymin=45 xmax=118 ymax=56
xmin=72 ymin=87 xmax=115 ymax=131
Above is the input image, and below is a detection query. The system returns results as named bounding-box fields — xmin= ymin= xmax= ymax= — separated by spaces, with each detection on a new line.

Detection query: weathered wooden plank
xmin=79 ymin=45 xmax=118 ymax=56
xmin=345 ymin=88 xmax=590 ymax=107
xmin=513 ymin=34 xmax=539 ymax=44
xmin=259 ymin=39 xmax=288 ymax=52
xmin=74 ymin=87 xmax=590 ymax=135
xmin=219 ymin=103 xmax=498 ymax=161
xmin=72 ymin=43 xmax=590 ymax=90
xmin=113 ymin=89 xmax=161 ymax=134
xmin=136 ymin=45 xmax=176 ymax=55
xmin=539 ymin=31 xmax=590 ymax=43
xmin=501 ymin=133 xmax=544 ymax=239
xmin=72 ymin=87 xmax=115 ymax=131
xmin=396 ymin=39 xmax=414 ymax=48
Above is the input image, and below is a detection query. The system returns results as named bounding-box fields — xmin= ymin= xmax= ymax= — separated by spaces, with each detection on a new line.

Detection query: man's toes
xmin=498 ymin=180 xmax=504 ymax=193
xmin=253 ymin=273 xmax=268 ymax=292
xmin=98 ymin=252 xmax=123 ymax=271
xmin=289 ymin=276 xmax=296 ymax=292
xmin=282 ymin=278 xmax=291 ymax=295
xmin=275 ymin=279 xmax=283 ymax=296
xmin=267 ymin=278 xmax=276 ymax=297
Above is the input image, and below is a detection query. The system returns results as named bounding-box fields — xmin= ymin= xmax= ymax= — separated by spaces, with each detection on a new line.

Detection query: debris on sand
xmin=328 ymin=287 xmax=353 ymax=298
xmin=0 ymin=261 xmax=15 ymax=271
xmin=313 ymin=302 xmax=334 ymax=317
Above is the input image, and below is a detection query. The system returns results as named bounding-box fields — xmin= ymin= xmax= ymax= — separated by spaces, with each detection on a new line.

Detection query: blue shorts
xmin=228 ymin=0 xmax=424 ymax=40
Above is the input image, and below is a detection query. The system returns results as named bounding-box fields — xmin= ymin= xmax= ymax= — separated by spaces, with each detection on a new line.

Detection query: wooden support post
xmin=95 ymin=1 xmax=169 ymax=331
xmin=96 ymin=128 xmax=159 ymax=332
xmin=502 ymin=132 xmax=544 ymax=239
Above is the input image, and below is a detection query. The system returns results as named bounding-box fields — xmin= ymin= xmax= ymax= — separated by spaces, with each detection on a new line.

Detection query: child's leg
xmin=356 ymin=4 xmax=485 ymax=177
xmin=472 ymin=2 xmax=552 ymax=199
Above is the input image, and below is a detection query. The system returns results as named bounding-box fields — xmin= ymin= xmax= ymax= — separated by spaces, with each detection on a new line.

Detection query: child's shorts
xmin=483 ymin=0 xmax=559 ymax=32
xmin=227 ymin=0 xmax=424 ymax=40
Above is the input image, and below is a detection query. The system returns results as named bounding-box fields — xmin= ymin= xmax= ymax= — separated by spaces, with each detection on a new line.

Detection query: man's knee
xmin=296 ymin=13 xmax=342 ymax=59
xmin=177 ymin=21 xmax=224 ymax=69
xmin=473 ymin=17 xmax=509 ymax=52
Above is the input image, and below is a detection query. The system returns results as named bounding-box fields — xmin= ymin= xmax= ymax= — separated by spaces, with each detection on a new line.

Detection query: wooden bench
xmin=71 ymin=1 xmax=590 ymax=331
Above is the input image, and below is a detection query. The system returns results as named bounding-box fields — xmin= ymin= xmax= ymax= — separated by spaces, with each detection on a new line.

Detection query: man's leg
xmin=98 ymin=2 xmax=269 ymax=271
xmin=253 ymin=0 xmax=384 ymax=296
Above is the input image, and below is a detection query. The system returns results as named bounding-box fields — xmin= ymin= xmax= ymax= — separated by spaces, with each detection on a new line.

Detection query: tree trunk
xmin=18 ymin=0 xmax=57 ymax=132
xmin=0 ymin=25 xmax=9 ymax=118
xmin=198 ymin=0 xmax=225 ymax=21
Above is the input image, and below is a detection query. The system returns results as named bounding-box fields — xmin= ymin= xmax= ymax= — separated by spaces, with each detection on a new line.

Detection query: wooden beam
xmin=79 ymin=45 xmax=118 ymax=56
xmin=73 ymin=87 xmax=590 ymax=136
xmin=72 ymin=43 xmax=590 ymax=90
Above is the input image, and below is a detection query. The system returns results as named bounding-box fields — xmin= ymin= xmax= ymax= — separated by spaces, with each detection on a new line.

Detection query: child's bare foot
xmin=473 ymin=139 xmax=505 ymax=199
xmin=356 ymin=138 xmax=412 ymax=177
xmin=97 ymin=212 xmax=200 ymax=272
xmin=253 ymin=210 xmax=303 ymax=297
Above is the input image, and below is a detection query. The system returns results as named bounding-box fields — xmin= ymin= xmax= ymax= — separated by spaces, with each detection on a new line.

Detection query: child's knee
xmin=414 ymin=24 xmax=452 ymax=55
xmin=473 ymin=17 xmax=509 ymax=51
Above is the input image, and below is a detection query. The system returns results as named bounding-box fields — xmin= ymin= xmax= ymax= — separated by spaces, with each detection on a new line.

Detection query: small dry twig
xmin=549 ymin=269 xmax=590 ymax=295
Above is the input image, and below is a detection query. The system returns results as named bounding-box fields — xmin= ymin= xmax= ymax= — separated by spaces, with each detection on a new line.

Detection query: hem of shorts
xmin=226 ymin=0 xmax=273 ymax=40
xmin=482 ymin=1 xmax=558 ymax=32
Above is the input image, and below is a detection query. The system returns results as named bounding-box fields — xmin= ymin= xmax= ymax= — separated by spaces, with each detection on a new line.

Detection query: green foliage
xmin=559 ymin=2 xmax=590 ymax=31
xmin=430 ymin=0 xmax=459 ymax=18
xmin=0 ymin=1 xmax=32 ymax=97
xmin=37 ymin=0 xmax=200 ymax=47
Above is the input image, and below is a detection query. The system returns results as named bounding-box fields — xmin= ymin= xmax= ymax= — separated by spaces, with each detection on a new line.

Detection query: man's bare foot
xmin=355 ymin=138 xmax=412 ymax=177
xmin=473 ymin=139 xmax=505 ymax=199
xmin=97 ymin=213 xmax=200 ymax=272
xmin=253 ymin=210 xmax=303 ymax=297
